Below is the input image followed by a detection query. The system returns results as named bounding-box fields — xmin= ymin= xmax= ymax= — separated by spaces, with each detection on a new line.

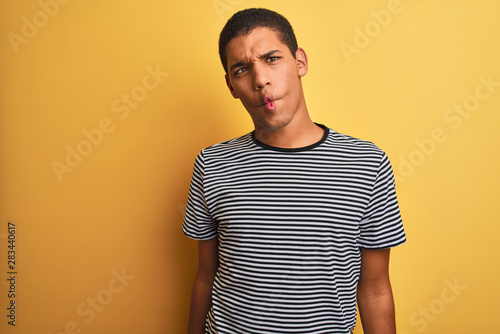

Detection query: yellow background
xmin=1 ymin=0 xmax=499 ymax=333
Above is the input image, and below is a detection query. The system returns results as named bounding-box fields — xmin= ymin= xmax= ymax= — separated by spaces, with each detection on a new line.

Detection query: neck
xmin=255 ymin=115 xmax=325 ymax=149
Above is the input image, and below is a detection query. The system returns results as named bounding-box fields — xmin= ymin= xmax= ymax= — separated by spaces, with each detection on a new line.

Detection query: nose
xmin=252 ymin=63 xmax=270 ymax=91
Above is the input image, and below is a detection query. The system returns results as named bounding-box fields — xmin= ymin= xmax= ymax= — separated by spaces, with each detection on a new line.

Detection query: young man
xmin=183 ymin=8 xmax=406 ymax=334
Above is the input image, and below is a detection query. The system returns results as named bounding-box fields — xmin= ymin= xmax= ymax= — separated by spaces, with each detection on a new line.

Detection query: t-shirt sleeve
xmin=182 ymin=151 xmax=219 ymax=240
xmin=358 ymin=152 xmax=406 ymax=249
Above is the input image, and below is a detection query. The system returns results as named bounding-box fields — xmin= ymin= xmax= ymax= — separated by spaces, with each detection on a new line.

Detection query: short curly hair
xmin=218 ymin=8 xmax=298 ymax=74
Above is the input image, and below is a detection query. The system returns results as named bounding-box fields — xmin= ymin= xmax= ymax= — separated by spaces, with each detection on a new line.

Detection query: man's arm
xmin=188 ymin=237 xmax=219 ymax=334
xmin=357 ymin=247 xmax=396 ymax=334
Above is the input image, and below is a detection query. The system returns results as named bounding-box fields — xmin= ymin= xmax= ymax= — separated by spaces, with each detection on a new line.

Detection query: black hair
xmin=218 ymin=8 xmax=298 ymax=74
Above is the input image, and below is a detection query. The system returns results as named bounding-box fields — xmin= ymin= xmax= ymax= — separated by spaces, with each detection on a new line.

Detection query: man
xmin=183 ymin=8 xmax=406 ymax=334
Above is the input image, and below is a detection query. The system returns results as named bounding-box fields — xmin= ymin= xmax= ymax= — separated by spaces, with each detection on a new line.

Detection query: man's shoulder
xmin=197 ymin=127 xmax=387 ymax=159
xmin=325 ymin=128 xmax=385 ymax=156
xmin=201 ymin=132 xmax=254 ymax=156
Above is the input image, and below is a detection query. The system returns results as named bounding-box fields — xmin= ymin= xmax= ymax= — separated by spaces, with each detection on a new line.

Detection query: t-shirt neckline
xmin=251 ymin=123 xmax=329 ymax=152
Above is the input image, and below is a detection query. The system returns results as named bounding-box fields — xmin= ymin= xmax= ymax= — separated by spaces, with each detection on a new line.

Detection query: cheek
xmin=278 ymin=66 xmax=298 ymax=88
xmin=232 ymin=79 xmax=251 ymax=96
xmin=235 ymin=83 xmax=258 ymax=104
xmin=234 ymin=90 xmax=256 ymax=110
xmin=235 ymin=89 xmax=252 ymax=103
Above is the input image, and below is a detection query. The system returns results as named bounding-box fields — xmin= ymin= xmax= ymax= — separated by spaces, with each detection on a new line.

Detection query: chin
xmin=258 ymin=118 xmax=293 ymax=132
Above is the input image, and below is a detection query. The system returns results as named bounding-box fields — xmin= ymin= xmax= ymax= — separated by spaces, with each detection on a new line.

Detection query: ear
xmin=225 ymin=74 xmax=239 ymax=99
xmin=295 ymin=47 xmax=308 ymax=77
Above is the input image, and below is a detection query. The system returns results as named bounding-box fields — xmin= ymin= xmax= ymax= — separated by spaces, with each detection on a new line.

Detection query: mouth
xmin=264 ymin=98 xmax=275 ymax=111
xmin=257 ymin=96 xmax=277 ymax=111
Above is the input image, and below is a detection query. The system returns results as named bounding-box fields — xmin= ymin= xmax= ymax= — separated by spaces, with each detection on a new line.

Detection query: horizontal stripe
xmin=183 ymin=125 xmax=406 ymax=333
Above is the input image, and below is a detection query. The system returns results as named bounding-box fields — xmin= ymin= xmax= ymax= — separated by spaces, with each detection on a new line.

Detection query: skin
xmin=187 ymin=27 xmax=397 ymax=334
xmin=224 ymin=27 xmax=324 ymax=148
xmin=357 ymin=248 xmax=397 ymax=334
xmin=187 ymin=238 xmax=218 ymax=334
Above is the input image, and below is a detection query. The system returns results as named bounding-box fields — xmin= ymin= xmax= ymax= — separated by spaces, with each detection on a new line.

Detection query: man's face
xmin=225 ymin=27 xmax=308 ymax=133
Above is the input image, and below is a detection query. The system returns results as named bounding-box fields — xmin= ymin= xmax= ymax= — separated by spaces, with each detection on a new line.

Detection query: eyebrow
xmin=229 ymin=49 xmax=280 ymax=73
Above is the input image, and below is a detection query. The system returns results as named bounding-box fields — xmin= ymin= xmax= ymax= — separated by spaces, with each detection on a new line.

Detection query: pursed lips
xmin=256 ymin=95 xmax=277 ymax=107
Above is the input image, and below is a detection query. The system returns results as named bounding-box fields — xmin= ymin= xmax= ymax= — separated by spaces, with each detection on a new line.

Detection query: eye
xmin=266 ymin=56 xmax=280 ymax=62
xmin=234 ymin=67 xmax=247 ymax=75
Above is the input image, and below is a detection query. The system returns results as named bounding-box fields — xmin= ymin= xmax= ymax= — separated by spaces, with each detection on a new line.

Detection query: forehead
xmin=225 ymin=27 xmax=287 ymax=62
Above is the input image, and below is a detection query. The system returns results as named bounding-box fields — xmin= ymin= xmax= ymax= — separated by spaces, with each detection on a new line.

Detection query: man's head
xmin=220 ymin=8 xmax=309 ymax=136
xmin=218 ymin=8 xmax=298 ymax=74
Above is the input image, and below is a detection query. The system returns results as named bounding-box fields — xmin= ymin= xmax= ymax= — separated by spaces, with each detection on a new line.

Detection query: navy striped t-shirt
xmin=183 ymin=125 xmax=406 ymax=334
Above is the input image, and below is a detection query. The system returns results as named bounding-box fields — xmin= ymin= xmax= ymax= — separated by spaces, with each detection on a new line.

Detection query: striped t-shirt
xmin=183 ymin=124 xmax=406 ymax=334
